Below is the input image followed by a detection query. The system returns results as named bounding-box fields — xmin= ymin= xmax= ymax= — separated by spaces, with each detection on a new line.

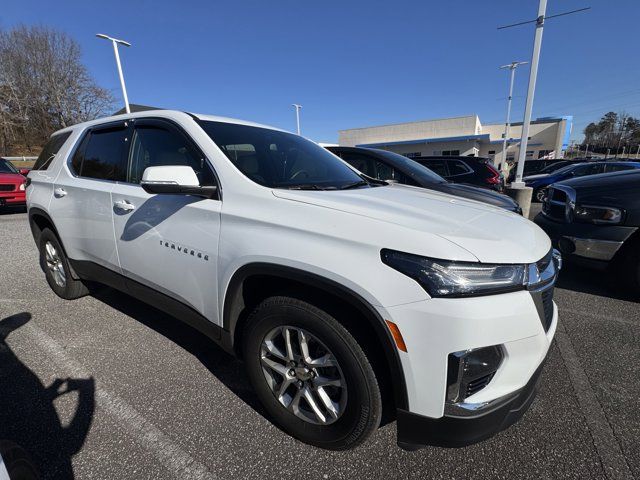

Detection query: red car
xmin=0 ymin=158 xmax=28 ymax=207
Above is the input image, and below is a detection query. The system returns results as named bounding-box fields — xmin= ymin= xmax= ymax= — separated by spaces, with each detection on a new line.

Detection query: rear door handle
xmin=113 ymin=199 xmax=136 ymax=212
xmin=53 ymin=187 xmax=67 ymax=198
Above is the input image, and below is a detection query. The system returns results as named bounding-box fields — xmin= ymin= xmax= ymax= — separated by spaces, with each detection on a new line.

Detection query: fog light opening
xmin=446 ymin=345 xmax=504 ymax=403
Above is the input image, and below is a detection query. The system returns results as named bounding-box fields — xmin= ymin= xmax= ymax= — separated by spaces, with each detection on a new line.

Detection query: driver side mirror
xmin=140 ymin=166 xmax=217 ymax=199
xmin=19 ymin=168 xmax=30 ymax=176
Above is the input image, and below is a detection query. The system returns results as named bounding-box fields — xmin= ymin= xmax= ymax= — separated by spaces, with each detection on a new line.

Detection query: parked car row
xmin=327 ymin=147 xmax=521 ymax=213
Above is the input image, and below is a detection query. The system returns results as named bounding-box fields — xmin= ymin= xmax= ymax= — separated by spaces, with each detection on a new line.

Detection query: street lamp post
xmin=292 ymin=104 xmax=302 ymax=135
xmin=512 ymin=0 xmax=548 ymax=188
xmin=499 ymin=61 xmax=528 ymax=178
xmin=96 ymin=33 xmax=132 ymax=114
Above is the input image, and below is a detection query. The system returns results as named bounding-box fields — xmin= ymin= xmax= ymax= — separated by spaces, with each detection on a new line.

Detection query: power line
xmin=497 ymin=7 xmax=591 ymax=30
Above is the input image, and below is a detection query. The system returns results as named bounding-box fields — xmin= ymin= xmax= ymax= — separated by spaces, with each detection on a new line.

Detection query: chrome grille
xmin=529 ymin=249 xmax=559 ymax=333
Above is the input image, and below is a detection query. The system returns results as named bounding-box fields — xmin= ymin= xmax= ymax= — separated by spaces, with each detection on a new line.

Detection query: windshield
xmin=371 ymin=149 xmax=447 ymax=184
xmin=0 ymin=159 xmax=18 ymax=174
xmin=200 ymin=121 xmax=367 ymax=189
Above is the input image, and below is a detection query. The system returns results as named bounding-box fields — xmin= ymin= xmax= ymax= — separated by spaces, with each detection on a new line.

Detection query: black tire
xmin=242 ymin=296 xmax=382 ymax=450
xmin=38 ymin=228 xmax=88 ymax=300
xmin=0 ymin=440 xmax=39 ymax=480
xmin=534 ymin=187 xmax=547 ymax=203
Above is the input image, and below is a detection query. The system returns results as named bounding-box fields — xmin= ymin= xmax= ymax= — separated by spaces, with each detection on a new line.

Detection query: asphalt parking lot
xmin=1 ymin=206 xmax=638 ymax=480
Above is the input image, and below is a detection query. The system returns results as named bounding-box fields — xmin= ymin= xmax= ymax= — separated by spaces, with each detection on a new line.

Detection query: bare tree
xmin=0 ymin=25 xmax=114 ymax=155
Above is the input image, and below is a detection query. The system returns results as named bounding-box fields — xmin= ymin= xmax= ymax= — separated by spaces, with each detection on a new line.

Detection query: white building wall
xmin=338 ymin=115 xmax=480 ymax=147
xmin=338 ymin=115 xmax=570 ymax=164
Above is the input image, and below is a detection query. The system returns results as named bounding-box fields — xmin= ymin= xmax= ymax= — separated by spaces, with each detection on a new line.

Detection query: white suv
xmin=26 ymin=110 xmax=559 ymax=450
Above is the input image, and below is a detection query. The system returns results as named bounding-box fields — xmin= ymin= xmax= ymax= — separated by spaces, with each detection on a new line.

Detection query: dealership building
xmin=338 ymin=115 xmax=573 ymax=164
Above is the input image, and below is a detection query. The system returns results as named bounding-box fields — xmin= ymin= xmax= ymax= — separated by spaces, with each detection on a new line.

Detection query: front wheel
xmin=242 ymin=296 xmax=382 ymax=450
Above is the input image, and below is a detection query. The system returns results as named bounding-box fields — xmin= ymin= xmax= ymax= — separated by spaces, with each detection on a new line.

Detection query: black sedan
xmin=326 ymin=146 xmax=521 ymax=213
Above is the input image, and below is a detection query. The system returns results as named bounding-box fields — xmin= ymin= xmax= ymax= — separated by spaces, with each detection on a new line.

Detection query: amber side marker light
xmin=385 ymin=320 xmax=407 ymax=352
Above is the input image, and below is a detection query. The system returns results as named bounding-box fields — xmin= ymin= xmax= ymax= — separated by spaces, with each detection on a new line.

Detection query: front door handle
xmin=53 ymin=187 xmax=67 ymax=198
xmin=113 ymin=199 xmax=136 ymax=212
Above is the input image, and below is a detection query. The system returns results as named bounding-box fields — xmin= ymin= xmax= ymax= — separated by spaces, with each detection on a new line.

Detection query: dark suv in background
xmin=327 ymin=147 xmax=521 ymax=213
xmin=534 ymin=169 xmax=640 ymax=293
xmin=413 ymin=156 xmax=503 ymax=191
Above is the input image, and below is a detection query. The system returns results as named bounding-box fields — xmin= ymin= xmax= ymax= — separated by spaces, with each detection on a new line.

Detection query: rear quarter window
xmin=32 ymin=132 xmax=72 ymax=170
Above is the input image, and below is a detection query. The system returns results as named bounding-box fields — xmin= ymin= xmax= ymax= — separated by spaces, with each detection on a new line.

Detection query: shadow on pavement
xmin=90 ymin=288 xmax=268 ymax=417
xmin=555 ymin=262 xmax=639 ymax=302
xmin=0 ymin=313 xmax=96 ymax=479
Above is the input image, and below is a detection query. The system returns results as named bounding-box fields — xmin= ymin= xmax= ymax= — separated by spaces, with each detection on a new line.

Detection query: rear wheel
xmin=39 ymin=228 xmax=88 ymax=300
xmin=242 ymin=296 xmax=382 ymax=450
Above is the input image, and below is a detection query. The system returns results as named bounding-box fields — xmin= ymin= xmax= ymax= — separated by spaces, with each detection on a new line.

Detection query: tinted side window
xmin=79 ymin=128 xmax=128 ymax=181
xmin=572 ymin=164 xmax=603 ymax=177
xmin=605 ymin=163 xmax=634 ymax=173
xmin=128 ymin=126 xmax=215 ymax=186
xmin=422 ymin=160 xmax=448 ymax=177
xmin=33 ymin=132 xmax=72 ymax=170
xmin=447 ymin=160 xmax=471 ymax=176
xmin=341 ymin=153 xmax=376 ymax=177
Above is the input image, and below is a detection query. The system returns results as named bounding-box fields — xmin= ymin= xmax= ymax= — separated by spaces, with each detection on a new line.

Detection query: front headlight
xmin=19 ymin=182 xmax=26 ymax=191
xmin=381 ymin=249 xmax=527 ymax=297
xmin=573 ymin=204 xmax=623 ymax=224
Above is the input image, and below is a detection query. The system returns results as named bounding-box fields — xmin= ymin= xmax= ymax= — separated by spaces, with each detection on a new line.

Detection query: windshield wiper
xmin=337 ymin=180 xmax=370 ymax=190
xmin=285 ymin=184 xmax=323 ymax=190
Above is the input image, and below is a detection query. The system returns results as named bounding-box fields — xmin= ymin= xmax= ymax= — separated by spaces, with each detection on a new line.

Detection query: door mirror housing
xmin=140 ymin=166 xmax=217 ymax=199
xmin=19 ymin=168 xmax=31 ymax=176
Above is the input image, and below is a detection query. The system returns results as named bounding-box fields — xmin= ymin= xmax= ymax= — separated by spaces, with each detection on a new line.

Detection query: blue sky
xmin=3 ymin=0 xmax=640 ymax=143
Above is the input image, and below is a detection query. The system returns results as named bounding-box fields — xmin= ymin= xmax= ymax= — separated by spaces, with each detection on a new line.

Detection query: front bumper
xmin=534 ymin=213 xmax=635 ymax=265
xmin=397 ymin=356 xmax=546 ymax=448
xmin=383 ymin=285 xmax=557 ymax=449
xmin=0 ymin=191 xmax=26 ymax=205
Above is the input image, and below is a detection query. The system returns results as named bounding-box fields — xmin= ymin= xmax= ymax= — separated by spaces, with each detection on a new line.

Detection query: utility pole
xmin=96 ymin=33 xmax=131 ymax=114
xmin=292 ymin=104 xmax=302 ymax=135
xmin=511 ymin=0 xmax=547 ymax=187
xmin=499 ymin=61 xmax=528 ymax=176
xmin=585 ymin=143 xmax=589 ymax=158
xmin=498 ymin=2 xmax=590 ymax=187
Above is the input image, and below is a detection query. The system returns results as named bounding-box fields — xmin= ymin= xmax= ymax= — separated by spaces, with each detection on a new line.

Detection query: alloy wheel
xmin=44 ymin=241 xmax=66 ymax=287
xmin=260 ymin=326 xmax=347 ymax=425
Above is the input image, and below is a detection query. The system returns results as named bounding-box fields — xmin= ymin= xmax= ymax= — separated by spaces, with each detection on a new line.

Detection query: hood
xmin=272 ymin=184 xmax=550 ymax=264
xmin=439 ymin=182 xmax=519 ymax=211
xmin=0 ymin=172 xmax=25 ymax=183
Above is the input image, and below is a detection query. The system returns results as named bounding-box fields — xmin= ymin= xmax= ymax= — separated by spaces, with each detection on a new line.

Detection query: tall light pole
xmin=512 ymin=0 xmax=547 ymax=187
xmin=499 ymin=61 xmax=528 ymax=177
xmin=292 ymin=104 xmax=302 ymax=135
xmin=96 ymin=33 xmax=131 ymax=114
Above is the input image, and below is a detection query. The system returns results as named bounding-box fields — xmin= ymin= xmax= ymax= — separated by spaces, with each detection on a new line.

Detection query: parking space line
xmin=554 ymin=321 xmax=632 ymax=480
xmin=23 ymin=321 xmax=217 ymax=480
